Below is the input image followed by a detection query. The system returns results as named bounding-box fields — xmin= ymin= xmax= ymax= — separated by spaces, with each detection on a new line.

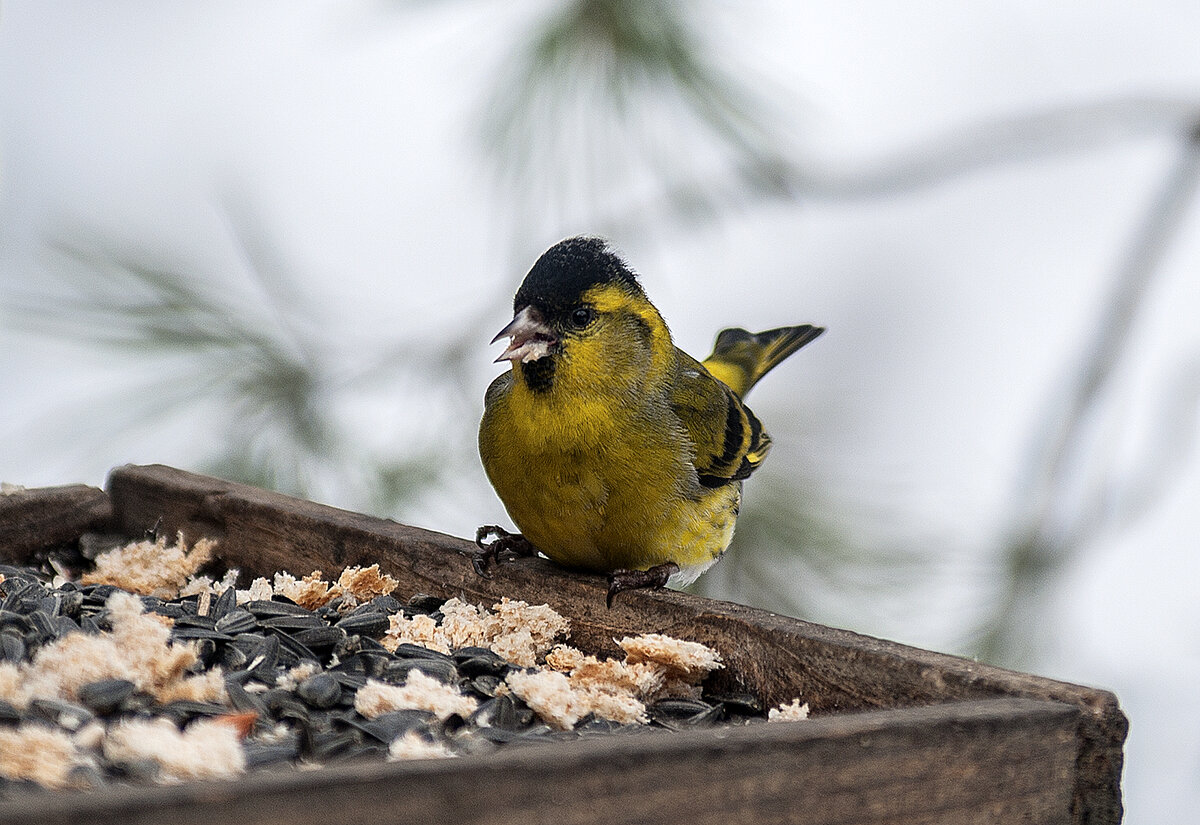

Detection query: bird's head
xmin=492 ymin=237 xmax=672 ymax=394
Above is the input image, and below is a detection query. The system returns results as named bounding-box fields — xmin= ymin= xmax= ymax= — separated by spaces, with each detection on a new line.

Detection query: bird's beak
xmin=491 ymin=305 xmax=557 ymax=364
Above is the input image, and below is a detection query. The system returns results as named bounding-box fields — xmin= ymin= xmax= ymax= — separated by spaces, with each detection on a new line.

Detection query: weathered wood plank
xmin=0 ymin=483 xmax=110 ymax=563
xmin=102 ymin=464 xmax=1126 ymax=824
xmin=0 ymin=698 xmax=1078 ymax=825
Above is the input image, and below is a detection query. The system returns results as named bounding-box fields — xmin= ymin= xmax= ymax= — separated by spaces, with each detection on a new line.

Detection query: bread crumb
xmin=387 ymin=731 xmax=456 ymax=761
xmin=571 ymin=655 xmax=666 ymax=698
xmin=156 ymin=668 xmax=228 ymax=705
xmin=504 ymin=668 xmax=647 ymax=730
xmin=0 ymin=724 xmax=90 ymax=789
xmin=272 ymin=571 xmax=333 ymax=610
xmin=72 ymin=720 xmax=107 ymax=752
xmin=4 ymin=591 xmax=223 ymax=708
xmin=521 ymin=635 xmax=724 ymax=727
xmin=768 ymin=699 xmax=810 ymax=722
xmin=618 ymin=634 xmax=723 ymax=681
xmin=179 ymin=568 xmax=239 ymax=598
xmin=103 ymin=718 xmax=246 ymax=782
xmin=81 ymin=532 xmax=216 ymax=599
xmin=334 ymin=565 xmax=399 ymax=605
xmin=503 ymin=670 xmax=579 ymax=729
xmin=241 ymin=577 xmax=274 ymax=603
xmin=382 ymin=597 xmax=569 ymax=667
xmin=486 ymin=599 xmax=571 ymax=667
xmin=355 ymin=672 xmax=478 ymax=721
xmin=544 ymin=644 xmax=587 ymax=672
xmin=385 ymin=612 xmax=449 ymax=653
xmin=436 ymin=598 xmax=488 ymax=649
xmin=0 ymin=662 xmax=21 ymax=706
xmin=268 ymin=564 xmax=399 ymax=610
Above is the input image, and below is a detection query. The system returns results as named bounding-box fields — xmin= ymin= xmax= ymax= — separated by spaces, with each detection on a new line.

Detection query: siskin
xmin=477 ymin=237 xmax=822 ymax=604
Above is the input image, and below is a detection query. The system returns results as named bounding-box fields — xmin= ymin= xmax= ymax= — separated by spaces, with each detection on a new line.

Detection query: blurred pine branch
xmin=6 ymin=2 xmax=1199 ymax=670
xmin=481 ymin=0 xmax=790 ymax=243
xmin=975 ymin=121 xmax=1200 ymax=666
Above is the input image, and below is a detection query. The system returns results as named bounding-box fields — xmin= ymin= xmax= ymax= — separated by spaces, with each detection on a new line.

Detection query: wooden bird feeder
xmin=0 ymin=464 xmax=1126 ymax=825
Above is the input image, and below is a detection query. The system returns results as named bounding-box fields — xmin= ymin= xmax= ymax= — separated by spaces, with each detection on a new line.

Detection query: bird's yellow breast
xmin=479 ymin=369 xmax=738 ymax=574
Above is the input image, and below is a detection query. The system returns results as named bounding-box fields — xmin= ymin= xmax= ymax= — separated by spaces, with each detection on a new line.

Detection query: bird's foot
xmin=472 ymin=525 xmax=536 ymax=578
xmin=606 ymin=562 xmax=680 ymax=608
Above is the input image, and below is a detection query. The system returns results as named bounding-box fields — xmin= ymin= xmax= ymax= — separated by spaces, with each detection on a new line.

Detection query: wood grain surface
xmin=0 ymin=465 xmax=1127 ymax=824
xmin=0 ymin=483 xmax=110 ymax=563
xmin=1 ymin=698 xmax=1078 ymax=825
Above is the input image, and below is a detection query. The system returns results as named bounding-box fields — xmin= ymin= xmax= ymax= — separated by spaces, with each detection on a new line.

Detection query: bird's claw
xmin=472 ymin=525 xmax=535 ymax=577
xmin=606 ymin=562 xmax=680 ymax=608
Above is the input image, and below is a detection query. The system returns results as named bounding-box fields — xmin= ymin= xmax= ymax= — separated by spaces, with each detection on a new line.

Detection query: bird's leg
xmin=606 ymin=562 xmax=680 ymax=608
xmin=472 ymin=525 xmax=536 ymax=577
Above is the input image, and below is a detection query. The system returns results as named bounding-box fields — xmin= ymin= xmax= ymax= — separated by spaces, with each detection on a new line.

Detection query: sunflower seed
xmin=159 ymin=701 xmax=229 ymax=725
xmin=296 ymin=673 xmax=341 ymax=709
xmin=331 ymin=651 xmax=390 ymax=678
xmin=174 ymin=614 xmax=218 ymax=630
xmin=455 ymin=650 xmax=509 ymax=678
xmin=474 ymin=694 xmax=535 ymax=731
xmin=148 ymin=602 xmax=185 ymax=619
xmin=710 ymin=692 xmax=763 ymax=717
xmin=0 ymin=631 xmax=25 ymax=663
xmin=404 ymin=593 xmax=444 ymax=614
xmin=244 ymin=741 xmax=300 ymax=768
xmin=53 ymin=615 xmax=80 ymax=638
xmin=385 ymin=657 xmax=458 ymax=685
xmin=171 ymin=626 xmax=235 ymax=642
xmin=247 ymin=635 xmax=280 ymax=682
xmin=292 ymin=626 xmax=346 ymax=652
xmin=261 ymin=688 xmax=308 ymax=720
xmin=27 ymin=698 xmax=94 ymax=731
xmin=260 ymin=614 xmax=325 ymax=632
xmin=209 ymin=587 xmax=237 ymax=621
xmin=466 ymin=674 xmax=502 ymax=699
xmin=308 ymin=729 xmax=364 ymax=760
xmin=0 ymin=700 xmax=21 ymax=723
xmin=648 ymin=697 xmax=722 ymax=728
xmin=334 ymin=611 xmax=390 ymax=638
xmin=80 ymin=584 xmax=119 ymax=606
xmin=77 ymin=679 xmax=137 ymax=716
xmin=220 ymin=643 xmax=250 ymax=670
xmin=349 ymin=709 xmax=436 ymax=744
xmin=369 ymin=594 xmax=402 ymax=613
xmin=244 ymin=599 xmax=312 ymax=618
xmin=329 ymin=670 xmax=367 ymax=692
xmin=214 ymin=609 xmax=259 ymax=635
xmin=392 ymin=643 xmax=454 ymax=663
xmin=224 ymin=678 xmax=267 ymax=716
xmin=272 ymin=630 xmax=319 ymax=666
xmin=57 ymin=589 xmax=83 ymax=619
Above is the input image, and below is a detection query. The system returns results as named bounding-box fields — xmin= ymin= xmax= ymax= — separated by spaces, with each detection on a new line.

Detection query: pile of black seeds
xmin=0 ymin=559 xmax=768 ymax=795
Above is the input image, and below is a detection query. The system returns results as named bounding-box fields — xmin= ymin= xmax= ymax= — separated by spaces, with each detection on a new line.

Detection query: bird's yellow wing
xmin=670 ymin=352 xmax=771 ymax=489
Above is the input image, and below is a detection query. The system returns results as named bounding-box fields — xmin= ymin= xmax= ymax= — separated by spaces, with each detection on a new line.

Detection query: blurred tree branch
xmin=7 ymin=2 xmax=1199 ymax=665
xmin=481 ymin=0 xmax=791 ymax=247
xmin=975 ymin=122 xmax=1200 ymax=665
xmin=580 ymin=95 xmax=1200 ymax=235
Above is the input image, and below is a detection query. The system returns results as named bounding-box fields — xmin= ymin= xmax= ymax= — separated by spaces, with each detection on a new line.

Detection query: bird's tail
xmin=702 ymin=324 xmax=824 ymax=398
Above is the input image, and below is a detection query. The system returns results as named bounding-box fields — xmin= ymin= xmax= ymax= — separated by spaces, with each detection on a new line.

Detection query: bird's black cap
xmin=515 ymin=237 xmax=644 ymax=315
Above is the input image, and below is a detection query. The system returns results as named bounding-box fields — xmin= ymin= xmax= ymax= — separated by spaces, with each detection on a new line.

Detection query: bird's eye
xmin=569 ymin=306 xmax=595 ymax=329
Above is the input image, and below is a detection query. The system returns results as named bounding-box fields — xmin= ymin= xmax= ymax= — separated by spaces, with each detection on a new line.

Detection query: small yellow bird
xmin=477 ymin=237 xmax=822 ymax=604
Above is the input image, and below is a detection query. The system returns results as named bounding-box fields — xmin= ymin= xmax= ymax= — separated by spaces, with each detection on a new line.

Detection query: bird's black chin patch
xmin=520 ymin=354 xmax=557 ymax=392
